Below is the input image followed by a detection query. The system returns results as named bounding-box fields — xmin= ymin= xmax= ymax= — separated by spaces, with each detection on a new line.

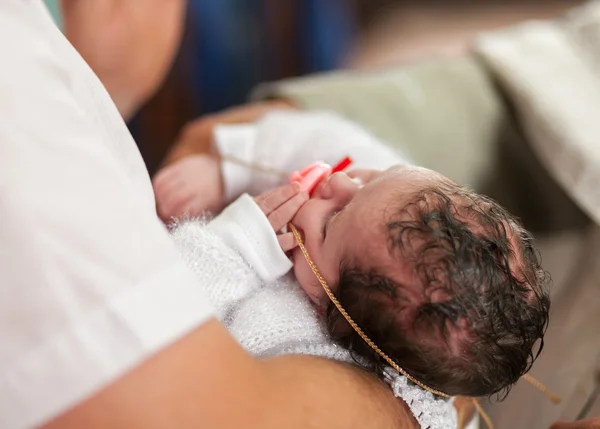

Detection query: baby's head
xmin=291 ymin=165 xmax=550 ymax=398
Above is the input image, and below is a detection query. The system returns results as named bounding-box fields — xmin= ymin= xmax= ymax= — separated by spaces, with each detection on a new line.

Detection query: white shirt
xmin=0 ymin=2 xmax=214 ymax=427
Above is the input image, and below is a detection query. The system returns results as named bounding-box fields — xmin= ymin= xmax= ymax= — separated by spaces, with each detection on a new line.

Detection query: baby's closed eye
xmin=322 ymin=210 xmax=341 ymax=238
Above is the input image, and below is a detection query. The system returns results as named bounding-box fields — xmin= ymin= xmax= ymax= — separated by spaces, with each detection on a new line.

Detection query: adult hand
xmin=153 ymin=154 xmax=223 ymax=221
xmin=162 ymin=99 xmax=297 ymax=167
xmin=254 ymin=182 xmax=309 ymax=252
xmin=550 ymin=418 xmax=600 ymax=429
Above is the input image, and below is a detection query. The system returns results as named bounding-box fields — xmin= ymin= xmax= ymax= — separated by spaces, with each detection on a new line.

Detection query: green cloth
xmin=251 ymin=56 xmax=587 ymax=232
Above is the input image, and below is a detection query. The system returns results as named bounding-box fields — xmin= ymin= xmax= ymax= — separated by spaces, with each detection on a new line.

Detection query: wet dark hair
xmin=326 ymin=187 xmax=551 ymax=399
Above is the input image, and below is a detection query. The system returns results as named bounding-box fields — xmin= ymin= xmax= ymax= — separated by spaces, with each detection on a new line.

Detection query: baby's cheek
xmin=293 ymin=259 xmax=326 ymax=305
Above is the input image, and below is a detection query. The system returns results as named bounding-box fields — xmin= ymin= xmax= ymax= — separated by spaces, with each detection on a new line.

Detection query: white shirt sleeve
xmin=213 ymin=110 xmax=412 ymax=201
xmin=169 ymin=195 xmax=292 ymax=318
xmin=207 ymin=194 xmax=293 ymax=283
xmin=0 ymin=2 xmax=214 ymax=428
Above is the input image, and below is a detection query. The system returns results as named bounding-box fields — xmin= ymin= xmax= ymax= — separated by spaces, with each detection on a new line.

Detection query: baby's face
xmin=291 ymin=165 xmax=456 ymax=306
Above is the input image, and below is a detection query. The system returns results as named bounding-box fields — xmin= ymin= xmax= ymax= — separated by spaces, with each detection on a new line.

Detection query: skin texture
xmin=61 ymin=0 xmax=187 ymax=120
xmin=254 ymin=182 xmax=309 ymax=252
xmin=42 ymin=319 xmax=417 ymax=429
xmin=153 ymin=154 xmax=225 ymax=219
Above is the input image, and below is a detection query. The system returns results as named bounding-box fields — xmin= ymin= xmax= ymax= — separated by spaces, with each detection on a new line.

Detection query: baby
xmin=155 ymin=110 xmax=550 ymax=423
xmin=289 ymin=165 xmax=550 ymax=396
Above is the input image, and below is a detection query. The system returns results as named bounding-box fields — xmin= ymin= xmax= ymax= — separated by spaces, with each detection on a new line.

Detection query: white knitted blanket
xmin=169 ymin=219 xmax=457 ymax=429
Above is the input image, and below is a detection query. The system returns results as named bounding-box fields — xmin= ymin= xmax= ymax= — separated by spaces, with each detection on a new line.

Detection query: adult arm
xmin=44 ymin=320 xmax=417 ymax=429
xmin=60 ymin=0 xmax=186 ymax=120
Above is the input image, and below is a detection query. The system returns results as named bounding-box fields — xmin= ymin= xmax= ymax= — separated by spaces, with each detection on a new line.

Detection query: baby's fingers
xmin=267 ymin=190 xmax=308 ymax=232
xmin=277 ymin=232 xmax=298 ymax=253
xmin=256 ymin=182 xmax=302 ymax=215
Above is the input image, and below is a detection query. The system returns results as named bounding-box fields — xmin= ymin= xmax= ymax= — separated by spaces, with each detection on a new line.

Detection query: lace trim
xmin=385 ymin=369 xmax=457 ymax=429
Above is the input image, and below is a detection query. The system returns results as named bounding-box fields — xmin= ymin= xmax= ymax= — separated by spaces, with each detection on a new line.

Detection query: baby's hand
xmin=254 ymin=183 xmax=308 ymax=252
xmin=153 ymin=154 xmax=224 ymax=221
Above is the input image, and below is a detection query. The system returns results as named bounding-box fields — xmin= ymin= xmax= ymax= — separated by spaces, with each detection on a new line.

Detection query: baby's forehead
xmin=337 ymin=169 xmax=507 ymax=265
xmin=343 ymin=181 xmax=521 ymax=273
xmin=337 ymin=201 xmax=406 ymax=273
xmin=382 ymin=164 xmax=458 ymax=188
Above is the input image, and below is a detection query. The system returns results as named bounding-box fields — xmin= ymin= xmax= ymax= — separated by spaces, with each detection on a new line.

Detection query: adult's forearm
xmin=43 ymin=320 xmax=416 ymax=429
xmin=60 ymin=0 xmax=186 ymax=120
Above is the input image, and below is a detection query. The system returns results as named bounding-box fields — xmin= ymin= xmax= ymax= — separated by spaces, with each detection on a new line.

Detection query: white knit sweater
xmin=172 ymin=111 xmax=457 ymax=428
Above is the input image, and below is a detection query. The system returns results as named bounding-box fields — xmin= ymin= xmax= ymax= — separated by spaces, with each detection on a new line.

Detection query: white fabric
xmin=208 ymin=194 xmax=293 ymax=283
xmin=208 ymin=117 xmax=457 ymax=428
xmin=0 ymin=2 xmax=214 ymax=427
xmin=171 ymin=210 xmax=458 ymax=429
xmin=474 ymin=0 xmax=600 ymax=226
xmin=214 ymin=124 xmax=258 ymax=202
xmin=214 ymin=110 xmax=410 ymax=203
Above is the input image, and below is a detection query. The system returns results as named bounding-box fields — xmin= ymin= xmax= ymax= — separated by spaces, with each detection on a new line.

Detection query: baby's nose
xmin=328 ymin=172 xmax=360 ymax=204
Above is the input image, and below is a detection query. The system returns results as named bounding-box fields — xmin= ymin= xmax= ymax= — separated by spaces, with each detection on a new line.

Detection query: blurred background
xmin=45 ymin=0 xmax=578 ymax=176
